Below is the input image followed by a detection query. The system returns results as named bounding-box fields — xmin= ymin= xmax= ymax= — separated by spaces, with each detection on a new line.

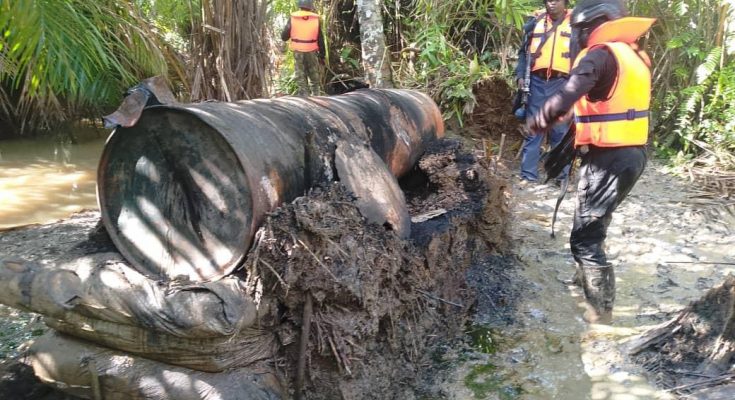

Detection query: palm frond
xmin=695 ymin=46 xmax=722 ymax=84
xmin=0 ymin=0 xmax=172 ymax=134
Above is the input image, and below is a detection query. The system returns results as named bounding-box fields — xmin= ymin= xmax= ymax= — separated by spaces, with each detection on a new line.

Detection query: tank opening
xmin=399 ymin=165 xmax=436 ymax=202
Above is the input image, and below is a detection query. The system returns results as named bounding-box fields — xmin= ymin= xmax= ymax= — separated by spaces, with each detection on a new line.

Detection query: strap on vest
xmin=531 ymin=17 xmax=564 ymax=60
xmin=292 ymin=38 xmax=317 ymax=43
xmin=575 ymin=109 xmax=648 ymax=123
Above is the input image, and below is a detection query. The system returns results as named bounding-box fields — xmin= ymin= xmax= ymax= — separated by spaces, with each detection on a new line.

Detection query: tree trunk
xmin=189 ymin=0 xmax=271 ymax=101
xmin=356 ymin=0 xmax=394 ymax=88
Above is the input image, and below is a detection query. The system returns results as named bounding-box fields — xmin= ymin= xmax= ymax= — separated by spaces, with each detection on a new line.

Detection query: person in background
xmin=281 ymin=0 xmax=325 ymax=96
xmin=527 ymin=0 xmax=655 ymax=321
xmin=516 ymin=0 xmax=573 ymax=185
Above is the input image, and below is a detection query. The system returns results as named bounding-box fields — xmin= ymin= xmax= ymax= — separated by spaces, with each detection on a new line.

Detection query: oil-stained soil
xmin=0 ymin=137 xmax=516 ymax=399
xmin=239 ymin=138 xmax=512 ymax=399
xmin=0 ymin=359 xmax=76 ymax=400
xmin=433 ymin=74 xmax=735 ymax=400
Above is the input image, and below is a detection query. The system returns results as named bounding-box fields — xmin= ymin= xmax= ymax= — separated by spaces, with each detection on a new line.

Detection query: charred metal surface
xmin=102 ymin=76 xmax=177 ymax=129
xmin=98 ymin=89 xmax=444 ymax=282
xmin=335 ymin=140 xmax=410 ymax=239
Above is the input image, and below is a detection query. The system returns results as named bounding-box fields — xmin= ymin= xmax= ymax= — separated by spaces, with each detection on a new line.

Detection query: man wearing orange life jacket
xmin=281 ymin=0 xmax=325 ymax=96
xmin=527 ymin=0 xmax=655 ymax=321
xmin=515 ymin=0 xmax=573 ymax=184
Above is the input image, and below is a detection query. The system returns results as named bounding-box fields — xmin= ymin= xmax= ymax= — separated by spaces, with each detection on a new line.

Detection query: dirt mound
xmin=463 ymin=76 xmax=523 ymax=143
xmin=240 ymin=138 xmax=509 ymax=399
xmin=630 ymin=275 xmax=735 ymax=397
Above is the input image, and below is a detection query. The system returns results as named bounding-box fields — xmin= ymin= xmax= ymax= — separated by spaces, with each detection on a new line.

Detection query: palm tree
xmin=188 ymin=0 xmax=272 ymax=101
xmin=0 ymin=0 xmax=174 ymax=137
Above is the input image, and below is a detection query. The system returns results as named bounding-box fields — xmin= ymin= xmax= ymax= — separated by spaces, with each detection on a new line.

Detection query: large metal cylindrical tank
xmin=97 ymin=89 xmax=443 ymax=282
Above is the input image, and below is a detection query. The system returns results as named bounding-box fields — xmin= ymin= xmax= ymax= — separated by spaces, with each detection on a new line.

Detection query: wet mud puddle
xmin=447 ymin=162 xmax=734 ymax=399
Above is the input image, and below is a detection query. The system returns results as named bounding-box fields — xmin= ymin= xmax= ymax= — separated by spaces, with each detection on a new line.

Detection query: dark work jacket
xmin=537 ymin=47 xmax=617 ymax=126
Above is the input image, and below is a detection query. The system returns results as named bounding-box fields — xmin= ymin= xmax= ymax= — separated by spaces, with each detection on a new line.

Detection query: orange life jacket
xmin=528 ymin=10 xmax=572 ymax=76
xmin=289 ymin=10 xmax=320 ymax=52
xmin=573 ymin=17 xmax=656 ymax=148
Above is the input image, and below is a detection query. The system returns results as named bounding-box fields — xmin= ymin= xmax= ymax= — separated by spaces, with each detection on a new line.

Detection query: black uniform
xmin=531 ymin=47 xmax=647 ymax=268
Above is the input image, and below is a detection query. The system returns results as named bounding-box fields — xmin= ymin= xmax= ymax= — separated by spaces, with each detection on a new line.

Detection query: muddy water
xmin=449 ymin=161 xmax=734 ymax=399
xmin=0 ymin=136 xmax=106 ymax=229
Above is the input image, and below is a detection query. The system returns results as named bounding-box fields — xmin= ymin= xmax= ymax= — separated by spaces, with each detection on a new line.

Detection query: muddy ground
xmin=629 ymin=275 xmax=735 ymax=399
xmin=433 ymin=75 xmax=735 ymax=399
xmin=429 ymin=161 xmax=733 ymax=399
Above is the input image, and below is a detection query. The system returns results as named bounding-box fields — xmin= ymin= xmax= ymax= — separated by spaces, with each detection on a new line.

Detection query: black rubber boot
xmin=582 ymin=264 xmax=615 ymax=320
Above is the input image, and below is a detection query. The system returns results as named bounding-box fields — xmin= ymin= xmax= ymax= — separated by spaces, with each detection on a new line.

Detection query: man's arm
xmin=281 ymin=20 xmax=292 ymax=42
xmin=528 ymin=47 xmax=617 ymax=131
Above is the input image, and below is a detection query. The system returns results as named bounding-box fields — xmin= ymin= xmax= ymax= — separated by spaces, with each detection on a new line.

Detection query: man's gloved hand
xmin=526 ymin=111 xmax=550 ymax=134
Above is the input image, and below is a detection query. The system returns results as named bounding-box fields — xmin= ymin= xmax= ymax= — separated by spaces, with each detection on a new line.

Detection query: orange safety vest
xmin=573 ymin=17 xmax=656 ymax=148
xmin=528 ymin=10 xmax=572 ymax=75
xmin=289 ymin=10 xmax=320 ymax=52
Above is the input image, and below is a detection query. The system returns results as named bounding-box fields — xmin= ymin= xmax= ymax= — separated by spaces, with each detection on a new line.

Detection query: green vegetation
xmin=0 ymin=0 xmax=173 ymax=135
xmin=467 ymin=324 xmax=502 ymax=354
xmin=390 ymin=0 xmax=535 ymax=125
xmin=464 ymin=363 xmax=525 ymax=399
xmin=632 ymin=0 xmax=734 ymax=186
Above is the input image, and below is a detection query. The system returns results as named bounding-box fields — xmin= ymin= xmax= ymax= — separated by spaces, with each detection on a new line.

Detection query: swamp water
xmin=0 ymin=135 xmax=106 ymax=230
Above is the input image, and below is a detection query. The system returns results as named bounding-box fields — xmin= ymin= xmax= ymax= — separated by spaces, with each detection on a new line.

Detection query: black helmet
xmin=298 ymin=0 xmax=314 ymax=10
xmin=571 ymin=0 xmax=628 ymax=28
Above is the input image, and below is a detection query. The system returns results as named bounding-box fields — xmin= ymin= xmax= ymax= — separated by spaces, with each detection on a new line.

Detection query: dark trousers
xmin=570 ymin=145 xmax=647 ymax=267
xmin=294 ymin=51 xmax=322 ymax=96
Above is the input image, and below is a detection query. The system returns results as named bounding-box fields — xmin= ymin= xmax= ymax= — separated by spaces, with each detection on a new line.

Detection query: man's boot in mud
xmin=560 ymin=263 xmax=584 ymax=286
xmin=582 ymin=264 xmax=615 ymax=323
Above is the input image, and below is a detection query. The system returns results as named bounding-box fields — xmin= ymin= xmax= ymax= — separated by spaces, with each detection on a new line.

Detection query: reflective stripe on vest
xmin=290 ymin=11 xmax=319 ymax=52
xmin=573 ymin=42 xmax=651 ymax=147
xmin=528 ymin=11 xmax=572 ymax=75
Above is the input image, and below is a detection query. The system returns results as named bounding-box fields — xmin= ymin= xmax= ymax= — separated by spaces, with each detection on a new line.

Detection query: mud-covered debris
xmin=631 ymin=274 xmax=735 ymax=396
xmin=237 ymin=138 xmax=508 ymax=399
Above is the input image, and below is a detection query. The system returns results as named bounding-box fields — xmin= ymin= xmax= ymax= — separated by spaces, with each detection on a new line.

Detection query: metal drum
xmin=97 ymin=89 xmax=444 ymax=282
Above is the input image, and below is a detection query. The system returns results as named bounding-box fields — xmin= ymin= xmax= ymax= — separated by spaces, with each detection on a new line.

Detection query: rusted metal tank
xmin=98 ymin=89 xmax=444 ymax=282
